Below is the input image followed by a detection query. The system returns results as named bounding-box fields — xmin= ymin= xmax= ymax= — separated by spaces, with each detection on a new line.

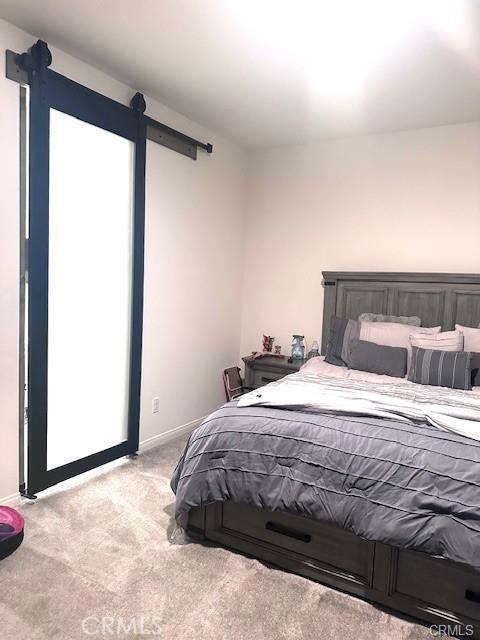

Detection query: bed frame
xmin=187 ymin=272 xmax=480 ymax=638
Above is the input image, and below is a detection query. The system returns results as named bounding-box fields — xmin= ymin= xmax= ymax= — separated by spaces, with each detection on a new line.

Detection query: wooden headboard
xmin=321 ymin=272 xmax=480 ymax=354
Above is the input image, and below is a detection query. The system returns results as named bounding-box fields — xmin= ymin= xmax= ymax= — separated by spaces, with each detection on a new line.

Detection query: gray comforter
xmin=171 ymin=386 xmax=480 ymax=570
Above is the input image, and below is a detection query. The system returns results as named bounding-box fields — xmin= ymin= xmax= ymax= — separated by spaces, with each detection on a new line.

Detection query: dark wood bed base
xmin=188 ymin=502 xmax=480 ymax=637
xmin=189 ymin=272 xmax=480 ymax=637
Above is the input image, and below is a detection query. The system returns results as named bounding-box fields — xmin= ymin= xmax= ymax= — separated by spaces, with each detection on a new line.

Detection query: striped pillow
xmin=409 ymin=330 xmax=463 ymax=352
xmin=408 ymin=348 xmax=472 ymax=390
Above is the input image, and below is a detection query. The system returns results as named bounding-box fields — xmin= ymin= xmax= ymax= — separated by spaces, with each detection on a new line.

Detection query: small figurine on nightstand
xmin=251 ymin=335 xmax=283 ymax=360
xmin=262 ymin=335 xmax=274 ymax=352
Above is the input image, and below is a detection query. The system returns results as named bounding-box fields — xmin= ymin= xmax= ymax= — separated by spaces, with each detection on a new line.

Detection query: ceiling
xmin=1 ymin=0 xmax=479 ymax=149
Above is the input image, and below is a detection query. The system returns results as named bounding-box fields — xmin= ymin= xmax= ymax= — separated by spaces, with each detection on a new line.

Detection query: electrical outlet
xmin=152 ymin=397 xmax=160 ymax=414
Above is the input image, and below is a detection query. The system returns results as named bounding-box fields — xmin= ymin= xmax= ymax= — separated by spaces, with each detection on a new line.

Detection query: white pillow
xmin=410 ymin=330 xmax=464 ymax=352
xmin=455 ymin=324 xmax=480 ymax=352
xmin=360 ymin=322 xmax=441 ymax=351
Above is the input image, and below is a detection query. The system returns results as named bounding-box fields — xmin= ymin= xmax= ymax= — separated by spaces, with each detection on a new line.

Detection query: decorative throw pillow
xmin=408 ymin=348 xmax=472 ymax=390
xmin=325 ymin=316 xmax=360 ymax=367
xmin=348 ymin=340 xmax=407 ymax=378
xmin=360 ymin=322 xmax=440 ymax=351
xmin=358 ymin=313 xmax=421 ymax=326
xmin=455 ymin=325 xmax=480 ymax=352
xmin=409 ymin=330 xmax=463 ymax=352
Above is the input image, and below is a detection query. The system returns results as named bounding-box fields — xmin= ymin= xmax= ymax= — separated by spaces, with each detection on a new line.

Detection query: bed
xmin=171 ymin=272 xmax=480 ymax=637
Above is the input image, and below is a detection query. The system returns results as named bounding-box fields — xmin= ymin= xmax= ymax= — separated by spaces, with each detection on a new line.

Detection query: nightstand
xmin=242 ymin=355 xmax=304 ymax=389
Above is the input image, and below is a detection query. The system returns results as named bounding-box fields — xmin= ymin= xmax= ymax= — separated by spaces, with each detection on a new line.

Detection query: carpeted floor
xmin=0 ymin=434 xmax=432 ymax=640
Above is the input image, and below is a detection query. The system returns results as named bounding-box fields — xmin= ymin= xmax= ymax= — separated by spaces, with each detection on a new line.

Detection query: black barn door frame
xmin=27 ymin=40 xmax=146 ymax=495
xmin=6 ymin=39 xmax=213 ymax=497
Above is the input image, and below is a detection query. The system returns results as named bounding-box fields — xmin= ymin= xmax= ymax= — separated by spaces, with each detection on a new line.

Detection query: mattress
xmin=171 ymin=358 xmax=480 ymax=570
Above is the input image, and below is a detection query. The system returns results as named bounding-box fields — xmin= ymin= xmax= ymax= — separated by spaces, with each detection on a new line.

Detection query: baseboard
xmin=0 ymin=492 xmax=21 ymax=507
xmin=139 ymin=416 xmax=205 ymax=452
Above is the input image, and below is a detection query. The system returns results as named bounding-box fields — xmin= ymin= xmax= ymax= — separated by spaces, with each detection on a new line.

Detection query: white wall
xmin=0 ymin=19 xmax=247 ymax=500
xmin=240 ymin=123 xmax=480 ymax=357
xmin=0 ymin=22 xmax=31 ymax=501
xmin=141 ymin=140 xmax=246 ymax=444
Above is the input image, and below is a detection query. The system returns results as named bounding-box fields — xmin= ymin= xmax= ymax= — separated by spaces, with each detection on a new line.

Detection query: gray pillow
xmin=359 ymin=313 xmax=421 ymax=326
xmin=325 ymin=316 xmax=360 ymax=367
xmin=408 ymin=348 xmax=472 ymax=390
xmin=348 ymin=339 xmax=407 ymax=378
xmin=471 ymin=353 xmax=480 ymax=387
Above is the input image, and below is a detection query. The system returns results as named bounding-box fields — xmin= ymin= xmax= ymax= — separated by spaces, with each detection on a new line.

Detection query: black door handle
xmin=266 ymin=521 xmax=311 ymax=543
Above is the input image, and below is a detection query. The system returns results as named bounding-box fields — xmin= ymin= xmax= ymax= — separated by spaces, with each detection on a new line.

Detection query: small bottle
xmin=307 ymin=340 xmax=320 ymax=360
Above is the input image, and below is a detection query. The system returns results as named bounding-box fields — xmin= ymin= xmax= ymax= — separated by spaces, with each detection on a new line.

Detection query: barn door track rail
xmin=6 ymin=40 xmax=213 ymax=160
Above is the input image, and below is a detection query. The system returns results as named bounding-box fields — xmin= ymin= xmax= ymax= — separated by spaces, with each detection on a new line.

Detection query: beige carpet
xmin=0 ymin=435 xmax=431 ymax=640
